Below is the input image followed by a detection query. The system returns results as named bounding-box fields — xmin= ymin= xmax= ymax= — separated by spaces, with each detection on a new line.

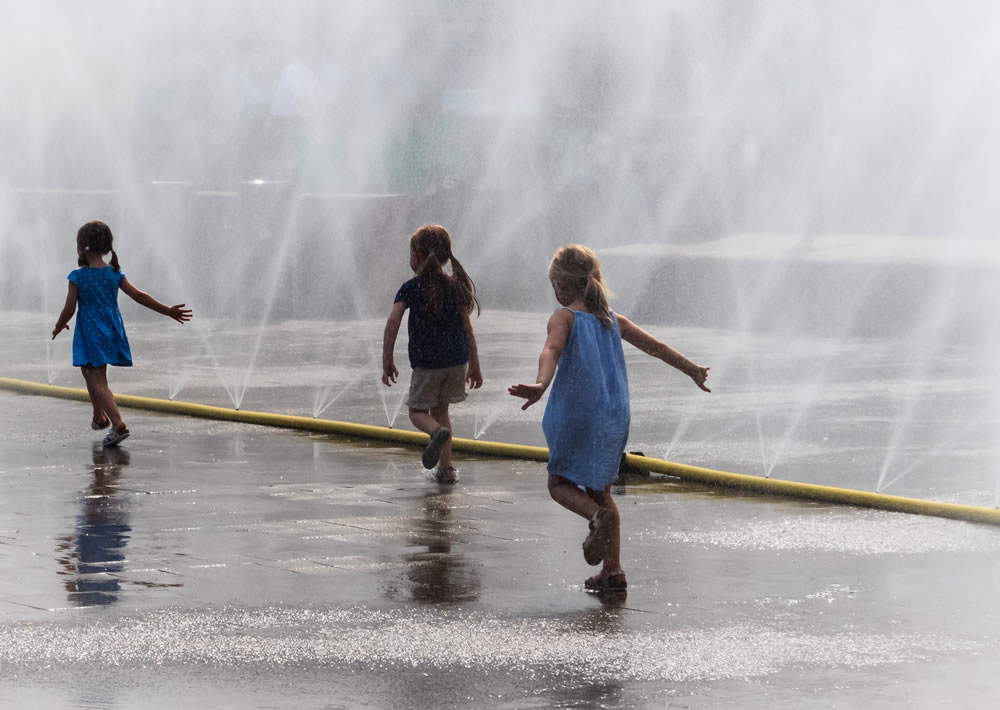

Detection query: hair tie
xmin=587 ymin=272 xmax=595 ymax=281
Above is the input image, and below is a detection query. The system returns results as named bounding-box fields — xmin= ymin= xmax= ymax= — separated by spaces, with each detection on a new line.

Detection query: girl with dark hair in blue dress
xmin=52 ymin=221 xmax=192 ymax=447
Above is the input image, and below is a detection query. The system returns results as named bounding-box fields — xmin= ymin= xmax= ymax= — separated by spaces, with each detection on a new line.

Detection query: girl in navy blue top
xmin=382 ymin=225 xmax=482 ymax=483
xmin=510 ymin=244 xmax=710 ymax=592
xmin=52 ymin=221 xmax=192 ymax=447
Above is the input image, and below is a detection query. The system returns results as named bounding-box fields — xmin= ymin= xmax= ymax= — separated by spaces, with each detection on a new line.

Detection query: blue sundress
xmin=542 ymin=309 xmax=630 ymax=490
xmin=68 ymin=266 xmax=133 ymax=368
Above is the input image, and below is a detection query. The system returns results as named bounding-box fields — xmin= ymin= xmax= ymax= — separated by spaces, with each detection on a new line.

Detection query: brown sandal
xmin=585 ymin=571 xmax=628 ymax=591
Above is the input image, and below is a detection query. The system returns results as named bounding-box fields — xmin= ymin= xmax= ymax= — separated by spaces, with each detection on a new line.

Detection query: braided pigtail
xmin=410 ymin=224 xmax=479 ymax=319
xmin=76 ymin=220 xmax=120 ymax=271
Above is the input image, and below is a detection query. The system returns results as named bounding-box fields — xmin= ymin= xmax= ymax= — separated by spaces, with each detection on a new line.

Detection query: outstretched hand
xmin=691 ymin=365 xmax=711 ymax=392
xmin=508 ymin=382 xmax=545 ymax=410
xmin=51 ymin=324 xmax=68 ymax=340
xmin=168 ymin=304 xmax=193 ymax=324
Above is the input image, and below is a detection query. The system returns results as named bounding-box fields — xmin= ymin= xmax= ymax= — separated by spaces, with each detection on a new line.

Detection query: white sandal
xmin=102 ymin=428 xmax=130 ymax=448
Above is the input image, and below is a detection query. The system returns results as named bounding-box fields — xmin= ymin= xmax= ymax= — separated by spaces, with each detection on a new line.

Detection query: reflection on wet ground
xmin=56 ymin=446 xmax=133 ymax=607
xmin=1 ymin=394 xmax=999 ymax=709
xmin=3 ymin=303 xmax=1000 ymax=708
xmin=393 ymin=487 xmax=482 ymax=604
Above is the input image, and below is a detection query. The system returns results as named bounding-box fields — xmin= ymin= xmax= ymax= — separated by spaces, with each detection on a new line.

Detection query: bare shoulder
xmin=547 ymin=307 xmax=575 ymax=329
xmin=543 ymin=308 xmax=575 ymax=348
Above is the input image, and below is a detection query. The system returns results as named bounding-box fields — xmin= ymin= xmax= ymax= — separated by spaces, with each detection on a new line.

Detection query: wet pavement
xmin=2 ymin=391 xmax=1000 ymax=709
xmin=3 ymin=301 xmax=1000 ymax=708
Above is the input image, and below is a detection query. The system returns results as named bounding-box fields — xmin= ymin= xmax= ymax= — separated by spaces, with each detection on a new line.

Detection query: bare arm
xmin=381 ymin=301 xmax=406 ymax=386
xmin=120 ymin=277 xmax=192 ymax=323
xmin=617 ymin=314 xmax=711 ymax=392
xmin=52 ymin=282 xmax=79 ymax=339
xmin=463 ymin=312 xmax=483 ymax=389
xmin=508 ymin=308 xmax=573 ymax=409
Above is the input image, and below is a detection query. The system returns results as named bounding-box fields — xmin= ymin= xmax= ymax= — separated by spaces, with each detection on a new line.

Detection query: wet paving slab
xmin=1 ymin=392 xmax=999 ymax=709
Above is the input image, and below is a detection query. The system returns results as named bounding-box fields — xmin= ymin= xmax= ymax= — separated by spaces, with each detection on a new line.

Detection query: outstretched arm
xmin=508 ymin=308 xmax=573 ymax=409
xmin=617 ymin=314 xmax=710 ymax=392
xmin=381 ymin=301 xmax=406 ymax=386
xmin=119 ymin=277 xmax=192 ymax=323
xmin=52 ymin=282 xmax=79 ymax=339
xmin=463 ymin=312 xmax=483 ymax=389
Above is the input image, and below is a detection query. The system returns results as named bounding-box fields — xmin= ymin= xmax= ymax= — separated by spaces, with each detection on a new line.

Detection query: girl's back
xmin=396 ymin=275 xmax=468 ymax=369
xmin=69 ymin=265 xmax=131 ymax=368
xmin=542 ymin=309 xmax=629 ymax=490
xmin=71 ymin=266 xmax=123 ymax=312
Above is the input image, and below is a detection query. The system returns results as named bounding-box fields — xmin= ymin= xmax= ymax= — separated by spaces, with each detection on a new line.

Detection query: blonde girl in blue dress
xmin=509 ymin=244 xmax=710 ymax=591
xmin=52 ymin=221 xmax=192 ymax=447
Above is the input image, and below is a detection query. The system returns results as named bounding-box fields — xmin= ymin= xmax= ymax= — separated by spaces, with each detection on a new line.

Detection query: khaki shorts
xmin=407 ymin=364 xmax=468 ymax=410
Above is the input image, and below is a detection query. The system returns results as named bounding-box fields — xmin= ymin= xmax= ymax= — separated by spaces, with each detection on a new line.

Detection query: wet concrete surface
xmin=3 ymin=304 xmax=1000 ymax=708
xmin=2 ymin=392 xmax=999 ymax=709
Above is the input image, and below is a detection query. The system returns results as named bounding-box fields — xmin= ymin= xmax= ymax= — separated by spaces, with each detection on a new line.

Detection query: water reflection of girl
xmin=382 ymin=489 xmax=481 ymax=604
xmin=56 ymin=446 xmax=132 ymax=606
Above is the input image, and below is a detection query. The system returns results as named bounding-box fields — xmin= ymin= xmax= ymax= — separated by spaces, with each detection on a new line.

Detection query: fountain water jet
xmin=2 ymin=1 xmax=999 ymax=506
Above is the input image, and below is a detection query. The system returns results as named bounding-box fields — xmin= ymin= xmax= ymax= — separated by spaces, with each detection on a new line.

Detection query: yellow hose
xmin=621 ymin=453 xmax=1000 ymax=525
xmin=0 ymin=377 xmax=549 ymax=459
xmin=3 ymin=375 xmax=998 ymax=525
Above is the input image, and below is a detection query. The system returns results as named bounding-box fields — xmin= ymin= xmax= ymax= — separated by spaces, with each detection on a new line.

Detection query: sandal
xmin=91 ymin=417 xmax=111 ymax=431
xmin=582 ymin=508 xmax=617 ymax=566
xmin=434 ymin=465 xmax=460 ymax=484
xmin=422 ymin=427 xmax=451 ymax=469
xmin=585 ymin=571 xmax=628 ymax=591
xmin=102 ymin=428 xmax=130 ymax=448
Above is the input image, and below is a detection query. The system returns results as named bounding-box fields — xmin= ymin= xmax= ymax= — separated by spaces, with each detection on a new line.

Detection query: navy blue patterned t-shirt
xmin=394 ymin=277 xmax=468 ymax=369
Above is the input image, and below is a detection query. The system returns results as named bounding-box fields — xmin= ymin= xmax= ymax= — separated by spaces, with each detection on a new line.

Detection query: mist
xmin=2 ymin=1 xmax=999 ymax=500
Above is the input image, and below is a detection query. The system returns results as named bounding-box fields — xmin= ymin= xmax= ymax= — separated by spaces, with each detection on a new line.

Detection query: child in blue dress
xmin=381 ymin=225 xmax=483 ymax=483
xmin=52 ymin=221 xmax=192 ymax=447
xmin=509 ymin=244 xmax=710 ymax=591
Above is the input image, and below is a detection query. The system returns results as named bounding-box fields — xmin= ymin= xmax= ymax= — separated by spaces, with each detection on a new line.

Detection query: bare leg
xmin=83 ymin=374 xmax=109 ymax=426
xmin=588 ymin=487 xmax=624 ymax=577
xmin=81 ymin=366 xmax=126 ymax=432
xmin=549 ymin=476 xmax=626 ymax=581
xmin=428 ymin=402 xmax=453 ymax=469
xmin=409 ymin=407 xmax=452 ymax=470
xmin=409 ymin=408 xmax=440 ymax=435
xmin=547 ymin=474 xmax=601 ymax=520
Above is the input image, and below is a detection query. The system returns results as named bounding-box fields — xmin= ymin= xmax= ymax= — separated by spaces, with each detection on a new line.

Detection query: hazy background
xmin=2 ymin=0 xmax=997 ymax=317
